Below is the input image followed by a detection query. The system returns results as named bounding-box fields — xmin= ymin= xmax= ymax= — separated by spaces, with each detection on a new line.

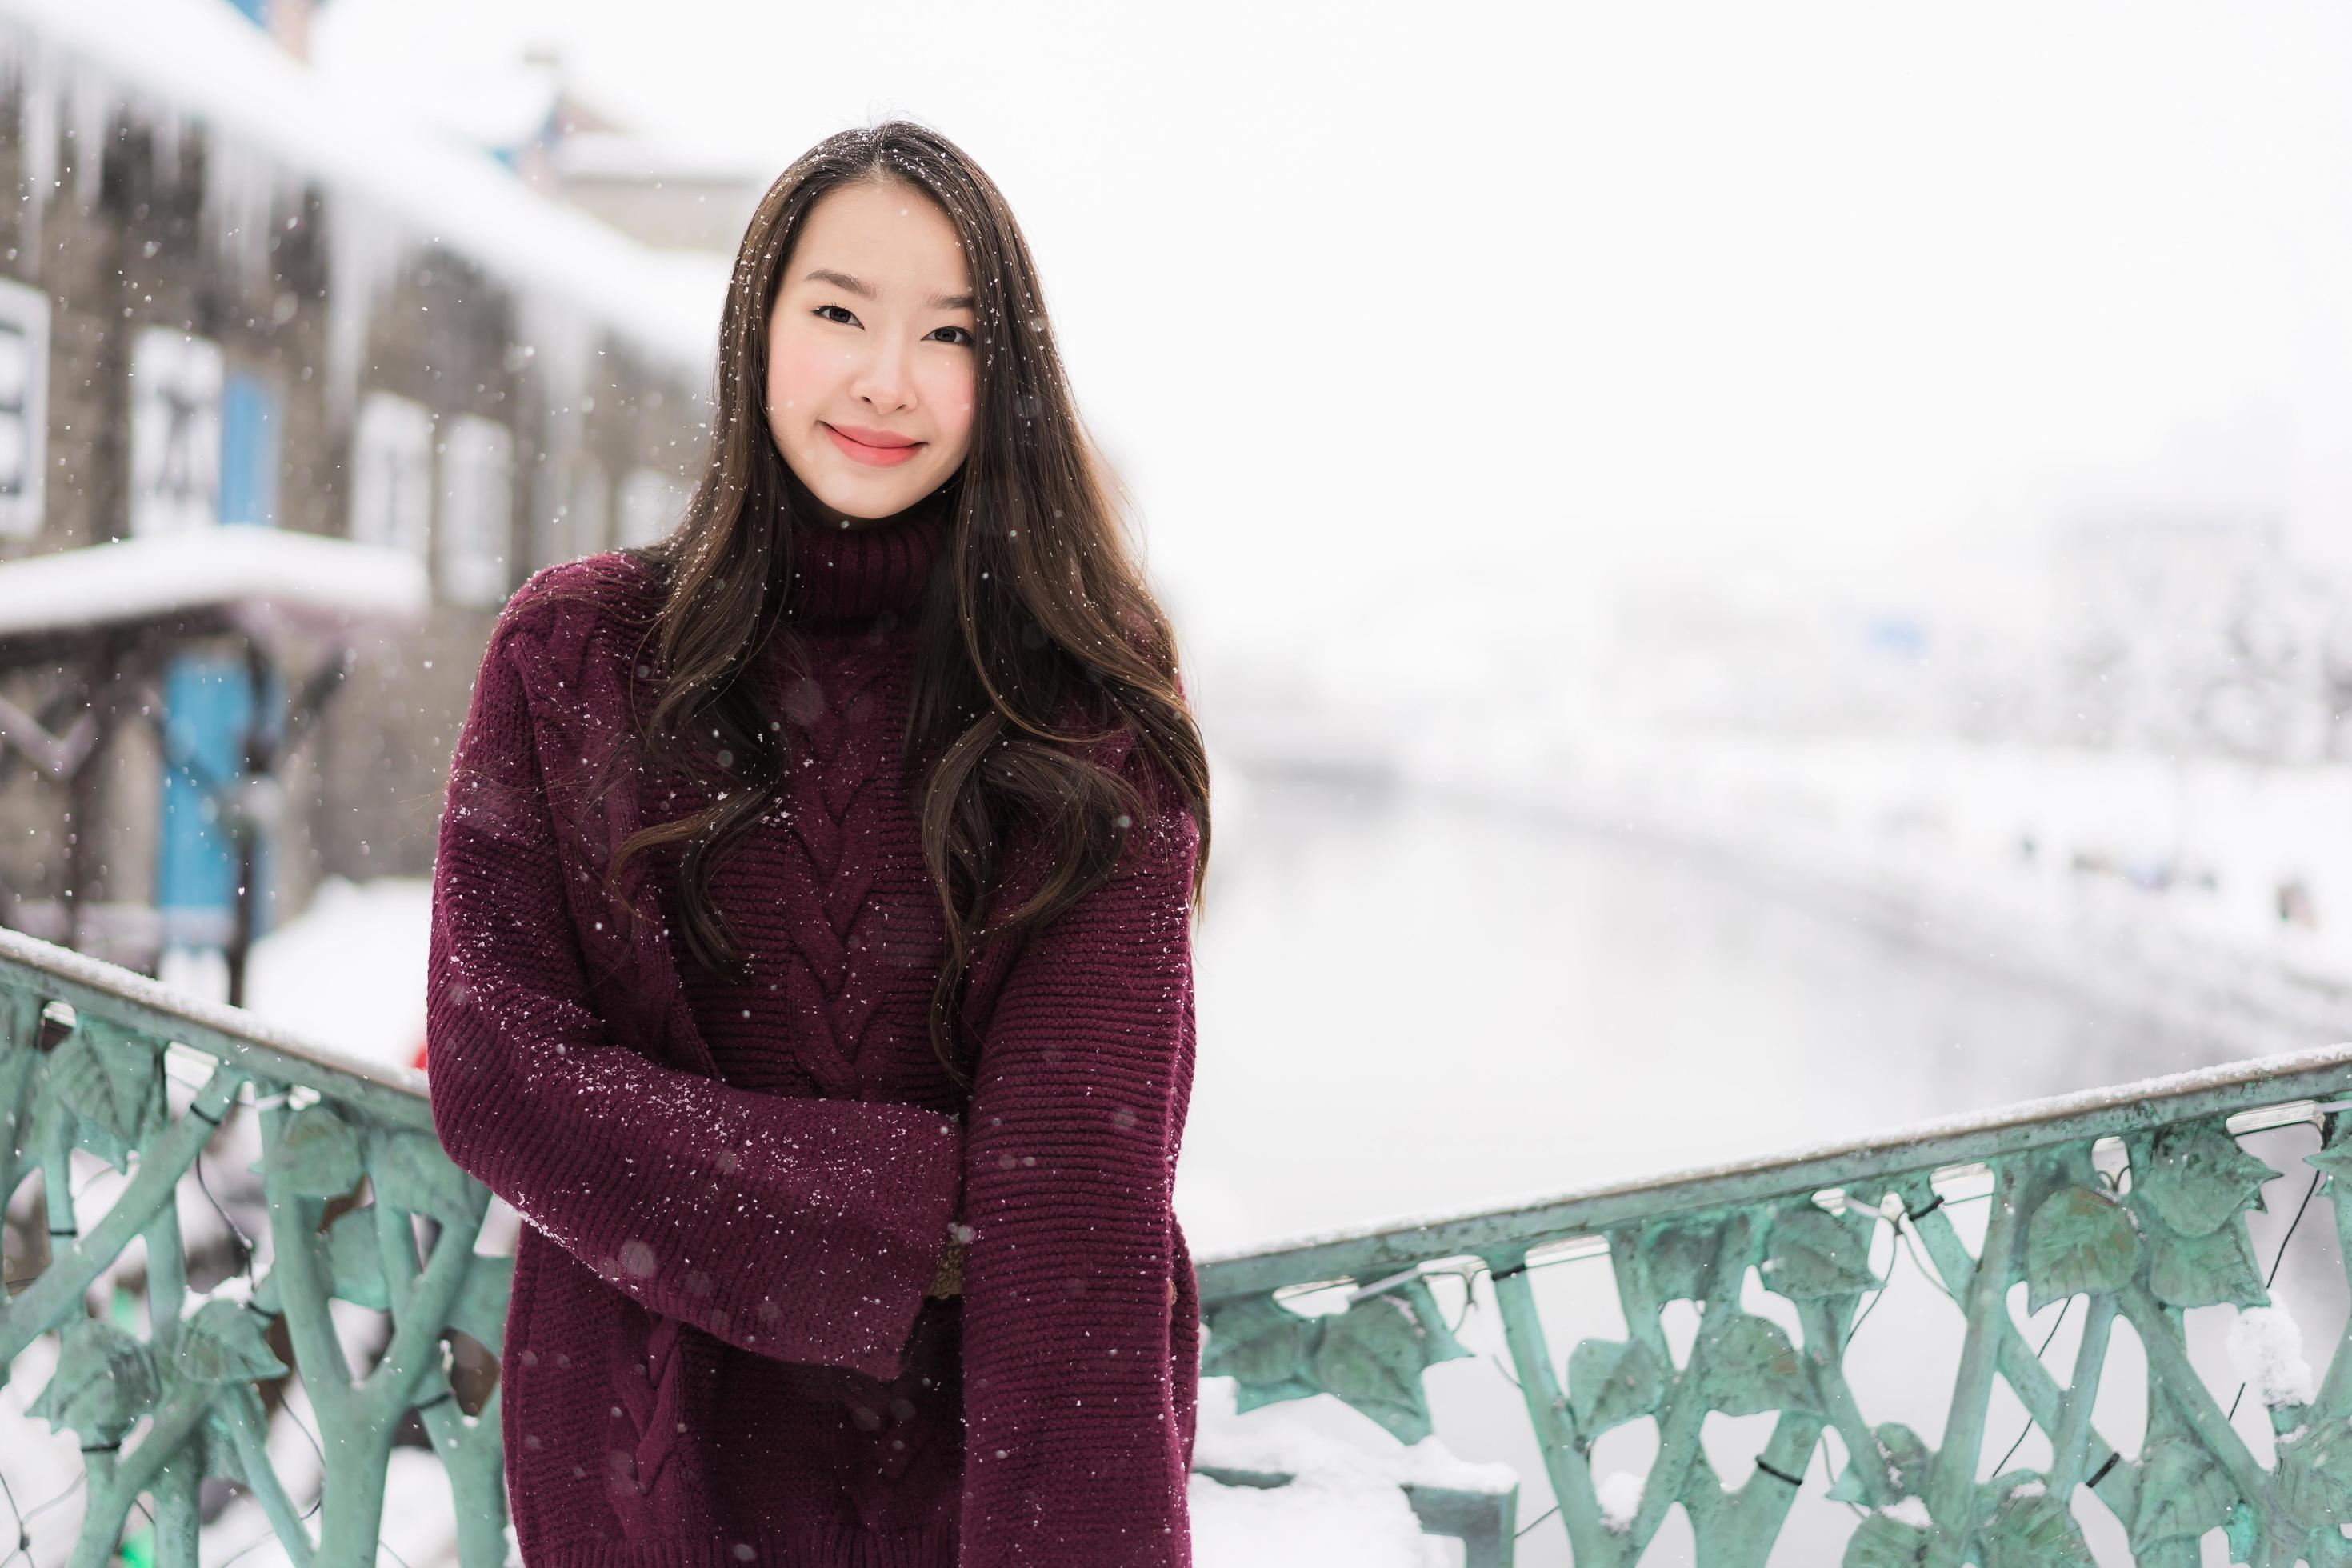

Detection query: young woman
xmin=425 ymin=121 xmax=1210 ymax=1567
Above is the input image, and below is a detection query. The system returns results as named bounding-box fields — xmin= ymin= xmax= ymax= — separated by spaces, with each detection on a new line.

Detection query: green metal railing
xmin=1194 ymin=1041 xmax=2352 ymax=1566
xmin=0 ymin=926 xmax=509 ymax=1568
xmin=12 ymin=922 xmax=2352 ymax=1565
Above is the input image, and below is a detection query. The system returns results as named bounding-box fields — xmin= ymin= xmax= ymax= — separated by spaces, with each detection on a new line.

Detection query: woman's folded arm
xmin=956 ymin=750 xmax=1202 ymax=1566
xmin=426 ymin=612 xmax=958 ymax=1382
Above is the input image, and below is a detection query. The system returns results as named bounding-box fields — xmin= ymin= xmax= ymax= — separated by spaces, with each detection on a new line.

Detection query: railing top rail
xmin=1194 ymin=1037 xmax=2352 ymax=1302
xmin=20 ymin=920 xmax=2350 ymax=1310
xmin=0 ymin=923 xmax=430 ymax=1120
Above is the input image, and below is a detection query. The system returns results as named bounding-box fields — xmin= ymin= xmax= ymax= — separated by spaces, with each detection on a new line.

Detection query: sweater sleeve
xmin=425 ymin=605 xmax=961 ymax=1383
xmin=957 ymin=753 xmax=1201 ymax=1566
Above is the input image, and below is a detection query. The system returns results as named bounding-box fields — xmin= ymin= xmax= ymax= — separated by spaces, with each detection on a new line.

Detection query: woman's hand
xmin=929 ymin=1231 xmax=1175 ymax=1305
xmin=928 ymin=1224 xmax=966 ymax=1298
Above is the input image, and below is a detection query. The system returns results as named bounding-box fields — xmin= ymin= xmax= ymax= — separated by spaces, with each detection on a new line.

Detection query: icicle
xmin=0 ymin=28 xmax=51 ymax=262
xmin=198 ymin=130 xmax=291 ymax=297
xmin=324 ymin=195 xmax=404 ymax=433
xmin=66 ymin=54 xmax=109 ymax=215
xmin=515 ymin=290 xmax=594 ymax=563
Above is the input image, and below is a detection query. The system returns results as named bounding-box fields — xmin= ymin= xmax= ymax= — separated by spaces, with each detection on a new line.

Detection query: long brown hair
xmin=563 ymin=122 xmax=1207 ymax=1090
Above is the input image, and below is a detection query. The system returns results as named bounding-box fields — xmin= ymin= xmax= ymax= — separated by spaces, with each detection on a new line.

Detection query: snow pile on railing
xmin=1188 ymin=1378 xmax=1516 ymax=1568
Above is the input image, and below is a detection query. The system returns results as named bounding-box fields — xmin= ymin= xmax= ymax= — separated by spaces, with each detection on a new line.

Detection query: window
xmin=130 ymin=327 xmax=223 ymax=537
xmin=349 ymin=390 xmax=434 ymax=558
xmin=439 ymin=414 xmax=514 ymax=607
xmin=0 ymin=276 xmax=50 ymax=540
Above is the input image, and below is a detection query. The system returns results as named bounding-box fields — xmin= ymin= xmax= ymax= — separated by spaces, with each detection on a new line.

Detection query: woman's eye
xmin=810 ymin=305 xmax=967 ymax=346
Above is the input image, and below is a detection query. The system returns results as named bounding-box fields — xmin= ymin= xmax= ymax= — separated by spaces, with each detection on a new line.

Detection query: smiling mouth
xmin=822 ymin=423 xmax=925 ymax=466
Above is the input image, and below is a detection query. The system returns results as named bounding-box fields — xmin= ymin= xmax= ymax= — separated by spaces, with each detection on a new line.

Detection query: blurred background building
xmin=0 ymin=0 xmax=719 ymax=997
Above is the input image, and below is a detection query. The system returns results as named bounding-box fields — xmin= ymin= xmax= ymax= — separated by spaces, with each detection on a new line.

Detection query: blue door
xmin=156 ymin=655 xmax=286 ymax=952
xmin=158 ymin=654 xmax=247 ymax=951
xmin=157 ymin=370 xmax=286 ymax=962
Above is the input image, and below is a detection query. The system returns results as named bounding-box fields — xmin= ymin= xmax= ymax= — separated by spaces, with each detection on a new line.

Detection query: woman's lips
xmin=822 ymin=422 xmax=924 ymax=467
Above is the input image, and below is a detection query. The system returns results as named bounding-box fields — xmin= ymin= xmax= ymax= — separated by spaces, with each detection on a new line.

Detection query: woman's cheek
xmin=767 ymin=335 xmax=831 ymax=410
xmin=926 ymin=368 xmax=978 ymax=455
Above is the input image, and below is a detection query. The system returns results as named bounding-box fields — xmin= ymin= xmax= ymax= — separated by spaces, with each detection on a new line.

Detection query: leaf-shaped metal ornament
xmin=1827 ymin=1422 xmax=1932 ymax=1504
xmin=190 ymin=1403 xmax=250 ymax=1487
xmin=326 ymin=1205 xmax=390 ymax=1309
xmin=446 ymin=1252 xmax=516 ymax=1358
xmin=2133 ymin=1122 xmax=2274 ymax=1238
xmin=2146 ymin=1222 xmax=2267 ymax=1310
xmin=1697 ymin=1310 xmax=1818 ymax=1417
xmin=372 ymin=1129 xmax=480 ymax=1223
xmin=2023 ymin=1186 xmax=2139 ymax=1314
xmin=175 ymin=1298 xmax=289 ymax=1385
xmin=2276 ymin=1414 xmax=2352 ymax=1530
xmin=1395 ymin=1276 xmax=1471 ymax=1366
xmin=1979 ymin=1485 xmax=2094 ymax=1568
xmin=2305 ymin=1122 xmax=2352 ymax=1184
xmin=2128 ymin=1438 xmax=2238 ymax=1554
xmin=263 ymin=1102 xmax=365 ymax=1198
xmin=1201 ymin=1296 xmax=1319 ymax=1412
xmin=26 ymin=1316 xmax=159 ymax=1444
xmin=1643 ymin=1220 xmax=1726 ymax=1303
xmin=1566 ymin=1337 xmax=1669 ymax=1438
xmin=1762 ymin=1207 xmax=1881 ymax=1301
xmin=1310 ymin=1296 xmax=1437 ymax=1444
xmin=1842 ymin=1511 xmax=1934 ymax=1568
xmin=47 ymin=1022 xmax=161 ymax=1169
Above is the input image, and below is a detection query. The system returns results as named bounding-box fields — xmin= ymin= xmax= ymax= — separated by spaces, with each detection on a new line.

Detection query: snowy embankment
xmin=1405 ymin=723 xmax=2352 ymax=1057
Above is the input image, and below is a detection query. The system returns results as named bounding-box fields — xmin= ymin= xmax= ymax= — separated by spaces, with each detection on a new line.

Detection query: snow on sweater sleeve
xmin=957 ymin=749 xmax=1201 ymax=1566
xmin=426 ymin=602 xmax=961 ymax=1384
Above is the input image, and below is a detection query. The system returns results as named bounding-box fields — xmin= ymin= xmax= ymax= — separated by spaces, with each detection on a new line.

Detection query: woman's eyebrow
xmin=801 ymin=267 xmax=974 ymax=311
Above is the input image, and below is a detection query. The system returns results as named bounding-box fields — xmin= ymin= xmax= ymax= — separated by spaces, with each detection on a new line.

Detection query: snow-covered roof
xmin=418 ymin=60 xmax=566 ymax=153
xmin=0 ymin=526 xmax=431 ymax=642
xmin=552 ymin=130 xmax=778 ymax=186
xmin=0 ymin=0 xmax=723 ymax=390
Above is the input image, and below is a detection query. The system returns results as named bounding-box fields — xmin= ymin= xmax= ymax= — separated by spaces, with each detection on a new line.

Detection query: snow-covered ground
xmin=1190 ymin=1378 xmax=1518 ymax=1568
xmin=244 ymin=874 xmax=436 ymax=1072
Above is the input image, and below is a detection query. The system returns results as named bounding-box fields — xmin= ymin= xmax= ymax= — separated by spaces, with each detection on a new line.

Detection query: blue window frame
xmin=220 ymin=370 xmax=280 ymax=528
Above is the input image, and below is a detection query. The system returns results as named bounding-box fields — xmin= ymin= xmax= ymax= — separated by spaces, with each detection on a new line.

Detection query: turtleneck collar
xmin=777 ymin=463 xmax=958 ymax=626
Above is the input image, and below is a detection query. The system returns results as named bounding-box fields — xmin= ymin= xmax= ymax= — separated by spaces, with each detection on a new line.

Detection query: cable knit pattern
xmin=426 ymin=494 xmax=1199 ymax=1566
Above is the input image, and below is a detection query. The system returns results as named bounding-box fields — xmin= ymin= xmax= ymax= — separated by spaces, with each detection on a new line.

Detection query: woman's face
xmin=765 ymin=179 xmax=978 ymax=523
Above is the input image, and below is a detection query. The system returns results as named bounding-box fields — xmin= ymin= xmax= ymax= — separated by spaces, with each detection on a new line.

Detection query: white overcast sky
xmin=314 ymin=0 xmax=2352 ymax=704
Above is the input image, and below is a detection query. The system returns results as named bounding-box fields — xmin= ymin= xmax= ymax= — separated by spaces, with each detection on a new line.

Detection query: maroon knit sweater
xmin=424 ymin=482 xmax=1201 ymax=1566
